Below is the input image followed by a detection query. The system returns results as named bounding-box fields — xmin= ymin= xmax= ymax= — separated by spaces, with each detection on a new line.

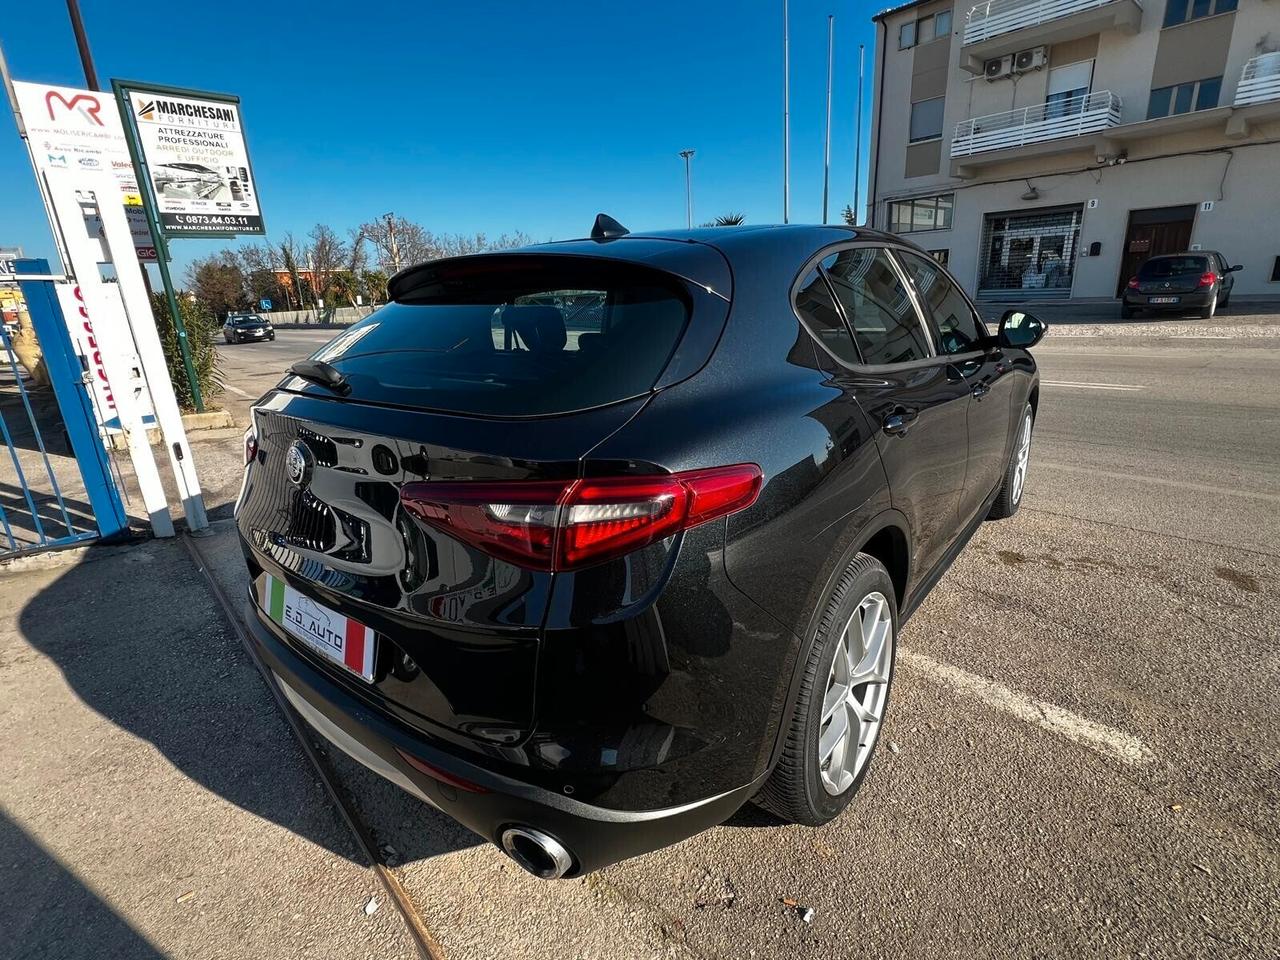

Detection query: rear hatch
xmin=236 ymin=250 xmax=728 ymax=749
xmin=1136 ymin=255 xmax=1209 ymax=295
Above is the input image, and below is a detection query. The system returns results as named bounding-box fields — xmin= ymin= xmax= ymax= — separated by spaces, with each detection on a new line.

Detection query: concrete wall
xmin=870 ymin=0 xmax=1280 ymax=299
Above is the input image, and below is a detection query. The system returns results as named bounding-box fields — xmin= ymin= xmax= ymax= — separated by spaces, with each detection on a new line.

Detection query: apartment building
xmin=867 ymin=0 xmax=1280 ymax=302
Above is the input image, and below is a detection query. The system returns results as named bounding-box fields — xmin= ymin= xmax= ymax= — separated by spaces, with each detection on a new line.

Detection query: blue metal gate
xmin=0 ymin=259 xmax=127 ymax=558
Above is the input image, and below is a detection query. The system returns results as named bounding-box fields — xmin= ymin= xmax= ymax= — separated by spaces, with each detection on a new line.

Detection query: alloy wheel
xmin=818 ymin=591 xmax=893 ymax=796
xmin=1011 ymin=413 xmax=1032 ymax=505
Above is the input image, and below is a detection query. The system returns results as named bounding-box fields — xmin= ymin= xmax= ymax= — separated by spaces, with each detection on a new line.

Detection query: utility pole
xmin=679 ymin=150 xmax=695 ymax=228
xmin=854 ymin=44 xmax=865 ymax=226
xmin=782 ymin=0 xmax=791 ymax=224
xmin=822 ymin=14 xmax=834 ymax=225
xmin=385 ymin=212 xmax=401 ymax=273
xmin=65 ymin=0 xmax=100 ymax=90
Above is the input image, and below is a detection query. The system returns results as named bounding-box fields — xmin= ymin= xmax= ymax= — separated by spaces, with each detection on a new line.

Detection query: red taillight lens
xmin=398 ymin=479 xmax=565 ymax=569
xmin=243 ymin=427 xmax=258 ymax=465
xmin=1198 ymin=271 xmax=1217 ymax=287
xmin=399 ymin=464 xmax=763 ymax=572
xmin=1126 ymin=277 xmax=1140 ymax=289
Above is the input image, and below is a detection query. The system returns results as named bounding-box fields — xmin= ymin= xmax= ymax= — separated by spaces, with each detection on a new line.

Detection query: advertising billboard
xmin=12 ymin=82 xmax=157 ymax=260
xmin=122 ymin=87 xmax=264 ymax=236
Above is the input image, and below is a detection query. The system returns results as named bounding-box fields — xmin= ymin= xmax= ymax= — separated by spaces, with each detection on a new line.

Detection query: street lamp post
xmin=679 ymin=149 xmax=695 ymax=229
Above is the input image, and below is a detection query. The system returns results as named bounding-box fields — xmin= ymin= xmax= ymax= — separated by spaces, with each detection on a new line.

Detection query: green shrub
xmin=150 ymin=292 xmax=223 ymax=411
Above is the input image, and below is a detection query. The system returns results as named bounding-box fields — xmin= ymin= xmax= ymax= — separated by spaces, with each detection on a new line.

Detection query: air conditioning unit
xmin=1013 ymin=47 xmax=1048 ymax=73
xmin=984 ymin=55 xmax=1014 ymax=81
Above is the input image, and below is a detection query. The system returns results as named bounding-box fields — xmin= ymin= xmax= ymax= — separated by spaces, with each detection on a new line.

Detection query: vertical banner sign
xmin=12 ymin=81 xmax=157 ymax=260
xmin=123 ymin=88 xmax=265 ymax=236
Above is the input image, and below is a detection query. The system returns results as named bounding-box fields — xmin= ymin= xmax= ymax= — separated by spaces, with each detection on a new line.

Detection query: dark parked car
xmin=223 ymin=313 xmax=275 ymax=343
xmin=234 ymin=219 xmax=1044 ymax=878
xmin=1122 ymin=251 xmax=1241 ymax=319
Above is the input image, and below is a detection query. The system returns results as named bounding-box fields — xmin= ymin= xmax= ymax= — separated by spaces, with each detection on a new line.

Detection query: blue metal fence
xmin=0 ymin=260 xmax=128 ymax=558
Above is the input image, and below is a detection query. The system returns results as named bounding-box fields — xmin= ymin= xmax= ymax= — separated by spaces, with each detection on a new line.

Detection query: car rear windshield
xmin=1138 ymin=256 xmax=1207 ymax=279
xmin=306 ymin=256 xmax=692 ymax=416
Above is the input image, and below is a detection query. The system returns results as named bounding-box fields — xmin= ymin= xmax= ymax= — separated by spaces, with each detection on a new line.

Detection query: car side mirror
xmin=1229 ymin=264 xmax=1244 ymax=273
xmin=998 ymin=310 xmax=1046 ymax=349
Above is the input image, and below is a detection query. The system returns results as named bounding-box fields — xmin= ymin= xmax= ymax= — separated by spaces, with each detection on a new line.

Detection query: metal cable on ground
xmin=181 ymin=533 xmax=446 ymax=960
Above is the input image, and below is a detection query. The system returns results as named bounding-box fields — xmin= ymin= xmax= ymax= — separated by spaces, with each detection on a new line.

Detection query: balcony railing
xmin=964 ymin=0 xmax=1135 ymax=45
xmin=1235 ymin=53 xmax=1280 ymax=107
xmin=952 ymin=90 xmax=1122 ymax=157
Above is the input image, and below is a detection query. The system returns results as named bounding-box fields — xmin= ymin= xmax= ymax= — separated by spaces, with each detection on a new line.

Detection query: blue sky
xmin=1 ymin=1 xmax=879 ymax=279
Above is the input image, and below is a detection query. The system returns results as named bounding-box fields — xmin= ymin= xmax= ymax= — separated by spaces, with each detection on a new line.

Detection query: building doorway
xmin=1116 ymin=205 xmax=1196 ymax=297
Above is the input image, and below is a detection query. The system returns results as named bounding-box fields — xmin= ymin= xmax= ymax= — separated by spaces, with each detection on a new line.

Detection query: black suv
xmin=223 ymin=313 xmax=275 ymax=343
xmin=235 ymin=221 xmax=1044 ymax=879
xmin=1122 ymin=251 xmax=1242 ymax=319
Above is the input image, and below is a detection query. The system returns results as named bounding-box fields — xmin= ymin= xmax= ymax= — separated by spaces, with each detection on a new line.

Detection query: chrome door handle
xmin=882 ymin=409 xmax=918 ymax=437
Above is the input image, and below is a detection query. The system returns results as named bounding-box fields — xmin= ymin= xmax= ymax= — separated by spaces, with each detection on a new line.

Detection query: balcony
xmin=960 ymin=0 xmax=1142 ymax=73
xmin=951 ymin=91 xmax=1122 ymax=175
xmin=1235 ymin=53 xmax=1280 ymax=107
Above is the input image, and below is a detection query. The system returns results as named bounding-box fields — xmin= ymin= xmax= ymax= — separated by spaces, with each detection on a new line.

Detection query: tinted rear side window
xmin=822 ymin=248 xmax=931 ymax=365
xmin=309 ymin=257 xmax=691 ymax=416
xmin=1138 ymin=256 xmax=1207 ymax=279
xmin=794 ymin=266 xmax=860 ymax=365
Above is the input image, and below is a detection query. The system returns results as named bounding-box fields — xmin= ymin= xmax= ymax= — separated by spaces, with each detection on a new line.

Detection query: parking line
xmin=899 ymin=647 xmax=1156 ymax=766
xmin=221 ymin=383 xmax=254 ymax=398
xmin=1042 ymin=380 xmax=1146 ymax=391
xmin=1038 ymin=461 xmax=1280 ymax=503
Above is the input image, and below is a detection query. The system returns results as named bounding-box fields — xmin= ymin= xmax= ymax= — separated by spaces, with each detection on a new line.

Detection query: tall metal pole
xmin=111 ymin=81 xmax=204 ymax=412
xmin=854 ymin=44 xmax=865 ymax=226
xmin=679 ymin=149 xmax=695 ymax=228
xmin=783 ymin=0 xmax=791 ymax=224
xmin=65 ymin=0 xmax=100 ymax=90
xmin=822 ymin=15 xmax=834 ymax=225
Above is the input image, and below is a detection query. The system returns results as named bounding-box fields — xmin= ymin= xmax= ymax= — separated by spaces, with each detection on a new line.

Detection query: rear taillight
xmin=400 ymin=464 xmax=763 ymax=572
xmin=243 ymin=426 xmax=258 ymax=465
xmin=1126 ymin=277 xmax=1140 ymax=289
xmin=1198 ymin=272 xmax=1217 ymax=287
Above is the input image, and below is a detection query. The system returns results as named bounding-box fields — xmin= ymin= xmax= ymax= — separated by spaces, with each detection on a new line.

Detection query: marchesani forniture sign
xmin=126 ymin=89 xmax=265 ymax=236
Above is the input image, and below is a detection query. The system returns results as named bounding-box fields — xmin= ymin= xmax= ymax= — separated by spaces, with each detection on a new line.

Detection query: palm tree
xmin=714 ymin=213 xmax=746 ymax=226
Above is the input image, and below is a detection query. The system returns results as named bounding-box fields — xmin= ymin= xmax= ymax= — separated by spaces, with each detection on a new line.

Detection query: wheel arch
xmin=761 ymin=508 xmax=913 ymax=778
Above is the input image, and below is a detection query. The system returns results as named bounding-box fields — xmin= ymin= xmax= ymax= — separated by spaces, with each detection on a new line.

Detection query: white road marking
xmin=221 ymin=383 xmax=254 ymax=398
xmin=1042 ymin=380 xmax=1146 ymax=391
xmin=899 ymin=647 xmax=1156 ymax=767
xmin=1038 ymin=461 xmax=1280 ymax=503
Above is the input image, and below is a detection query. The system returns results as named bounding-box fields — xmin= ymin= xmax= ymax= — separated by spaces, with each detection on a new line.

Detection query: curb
xmin=1047 ymin=324 xmax=1280 ymax=339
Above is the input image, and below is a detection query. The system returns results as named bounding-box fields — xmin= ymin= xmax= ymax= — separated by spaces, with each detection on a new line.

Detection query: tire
xmin=1120 ymin=304 xmax=1135 ymax=320
xmin=1199 ymin=292 xmax=1217 ymax=320
xmin=988 ymin=402 xmax=1033 ymax=520
xmin=755 ymin=553 xmax=897 ymax=826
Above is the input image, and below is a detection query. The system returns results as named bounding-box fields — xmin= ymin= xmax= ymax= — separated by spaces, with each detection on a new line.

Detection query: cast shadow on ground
xmin=0 ymin=811 xmax=167 ymax=960
xmin=16 ymin=539 xmax=479 ymax=881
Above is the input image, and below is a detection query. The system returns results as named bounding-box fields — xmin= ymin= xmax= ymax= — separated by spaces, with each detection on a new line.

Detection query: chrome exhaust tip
xmin=499 ymin=827 xmax=574 ymax=880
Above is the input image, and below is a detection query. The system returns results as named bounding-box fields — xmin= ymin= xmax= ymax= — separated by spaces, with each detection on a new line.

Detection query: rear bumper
xmin=243 ymin=599 xmax=761 ymax=876
xmin=1123 ymin=289 xmax=1214 ymax=309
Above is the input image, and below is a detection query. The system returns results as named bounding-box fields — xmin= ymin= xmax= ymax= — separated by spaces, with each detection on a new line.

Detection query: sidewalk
xmin=978 ymin=300 xmax=1280 ymax=339
xmin=0 ymin=533 xmax=417 ymax=959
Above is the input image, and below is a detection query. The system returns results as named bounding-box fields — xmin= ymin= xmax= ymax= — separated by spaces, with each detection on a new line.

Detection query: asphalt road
xmin=209 ymin=328 xmax=1279 ymax=959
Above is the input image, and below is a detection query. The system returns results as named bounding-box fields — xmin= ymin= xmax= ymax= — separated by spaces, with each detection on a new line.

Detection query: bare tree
xmin=278 ymin=232 xmax=306 ymax=308
xmin=306 ymin=224 xmax=348 ymax=307
xmin=359 ymin=213 xmax=434 ymax=274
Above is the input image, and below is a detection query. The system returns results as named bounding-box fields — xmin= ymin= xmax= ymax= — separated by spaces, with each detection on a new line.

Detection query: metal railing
xmin=952 ymin=90 xmax=1122 ymax=157
xmin=964 ymin=0 xmax=1135 ymax=44
xmin=1235 ymin=53 xmax=1280 ymax=107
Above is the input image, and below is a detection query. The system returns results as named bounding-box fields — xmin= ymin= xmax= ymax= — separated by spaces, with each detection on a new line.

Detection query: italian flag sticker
xmin=260 ymin=574 xmax=377 ymax=682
